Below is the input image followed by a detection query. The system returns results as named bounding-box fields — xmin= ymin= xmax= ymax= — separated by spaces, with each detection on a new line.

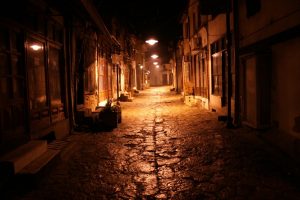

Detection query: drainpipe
xmin=116 ymin=64 xmax=119 ymax=100
xmin=226 ymin=0 xmax=234 ymax=128
xmin=176 ymin=51 xmax=179 ymax=93
xmin=233 ymin=0 xmax=240 ymax=126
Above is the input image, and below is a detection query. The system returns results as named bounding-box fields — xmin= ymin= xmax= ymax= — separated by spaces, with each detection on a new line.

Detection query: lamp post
xmin=140 ymin=65 xmax=144 ymax=90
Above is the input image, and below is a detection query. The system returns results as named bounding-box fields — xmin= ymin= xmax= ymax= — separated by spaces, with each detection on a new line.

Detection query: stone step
xmin=19 ymin=149 xmax=60 ymax=175
xmin=0 ymin=141 xmax=47 ymax=176
xmin=48 ymin=138 xmax=78 ymax=160
xmin=48 ymin=140 xmax=70 ymax=150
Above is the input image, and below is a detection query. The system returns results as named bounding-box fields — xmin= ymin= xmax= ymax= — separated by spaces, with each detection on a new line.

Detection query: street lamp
xmin=151 ymin=54 xmax=159 ymax=59
xmin=139 ymin=65 xmax=144 ymax=90
xmin=145 ymin=38 xmax=158 ymax=46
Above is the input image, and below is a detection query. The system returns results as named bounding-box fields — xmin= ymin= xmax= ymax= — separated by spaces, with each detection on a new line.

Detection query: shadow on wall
xmin=292 ymin=116 xmax=300 ymax=133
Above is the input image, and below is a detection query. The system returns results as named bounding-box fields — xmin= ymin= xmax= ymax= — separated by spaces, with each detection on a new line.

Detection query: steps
xmin=0 ymin=141 xmax=47 ymax=176
xmin=0 ymin=136 xmax=79 ymax=195
xmin=119 ymin=93 xmax=134 ymax=102
xmin=0 ymin=136 xmax=77 ymax=178
xmin=19 ymin=149 xmax=60 ymax=175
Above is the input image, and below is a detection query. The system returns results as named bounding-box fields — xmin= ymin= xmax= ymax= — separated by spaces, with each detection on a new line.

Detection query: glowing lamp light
xmin=140 ymin=65 xmax=143 ymax=69
xmin=151 ymin=54 xmax=159 ymax=59
xmin=145 ymin=39 xmax=158 ymax=45
xmin=30 ymin=44 xmax=42 ymax=51
xmin=156 ymin=65 xmax=159 ymax=68
xmin=98 ymin=100 xmax=107 ymax=107
xmin=153 ymin=62 xmax=158 ymax=65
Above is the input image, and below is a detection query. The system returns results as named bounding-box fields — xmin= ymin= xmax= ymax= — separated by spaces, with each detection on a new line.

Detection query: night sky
xmin=96 ymin=0 xmax=187 ymax=60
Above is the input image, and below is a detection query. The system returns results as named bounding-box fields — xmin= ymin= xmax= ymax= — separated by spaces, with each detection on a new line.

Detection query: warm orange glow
xmin=153 ymin=62 xmax=158 ymax=65
xmin=98 ymin=100 xmax=107 ymax=106
xmin=156 ymin=65 xmax=159 ymax=68
xmin=30 ymin=44 xmax=42 ymax=51
xmin=151 ymin=54 xmax=159 ymax=59
xmin=140 ymin=65 xmax=143 ymax=69
xmin=145 ymin=39 xmax=158 ymax=45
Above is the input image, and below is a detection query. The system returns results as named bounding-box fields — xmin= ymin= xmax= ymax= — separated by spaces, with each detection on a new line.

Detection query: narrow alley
xmin=4 ymin=86 xmax=300 ymax=200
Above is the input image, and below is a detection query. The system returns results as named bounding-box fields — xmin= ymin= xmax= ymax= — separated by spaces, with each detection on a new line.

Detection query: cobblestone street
xmin=6 ymin=86 xmax=300 ymax=200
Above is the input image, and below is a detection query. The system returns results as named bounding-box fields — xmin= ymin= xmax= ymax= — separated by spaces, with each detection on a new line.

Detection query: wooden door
xmin=0 ymin=25 xmax=27 ymax=154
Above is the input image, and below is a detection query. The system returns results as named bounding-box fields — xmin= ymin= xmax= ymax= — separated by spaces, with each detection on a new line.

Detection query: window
xmin=211 ymin=52 xmax=223 ymax=96
xmin=48 ymin=45 xmax=65 ymax=122
xmin=193 ymin=12 xmax=197 ymax=34
xmin=184 ymin=21 xmax=190 ymax=39
xmin=47 ymin=21 xmax=63 ymax=43
xmin=195 ymin=54 xmax=207 ymax=97
xmin=84 ymin=66 xmax=96 ymax=93
xmin=98 ymin=57 xmax=108 ymax=102
xmin=211 ymin=37 xmax=227 ymax=96
xmin=0 ymin=26 xmax=25 ymax=137
xmin=200 ymin=57 xmax=208 ymax=97
xmin=49 ymin=47 xmax=62 ymax=105
xmin=27 ymin=39 xmax=47 ymax=110
xmin=108 ymin=64 xmax=112 ymax=98
xmin=246 ymin=0 xmax=261 ymax=17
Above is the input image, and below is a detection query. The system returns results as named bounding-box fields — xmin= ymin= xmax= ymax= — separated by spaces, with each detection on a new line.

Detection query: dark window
xmin=193 ymin=12 xmax=197 ymax=33
xmin=116 ymin=30 xmax=120 ymax=39
xmin=0 ymin=25 xmax=26 ymax=140
xmin=200 ymin=57 xmax=207 ymax=97
xmin=184 ymin=22 xmax=190 ymax=39
xmin=246 ymin=0 xmax=261 ymax=17
xmin=211 ymin=52 xmax=223 ymax=96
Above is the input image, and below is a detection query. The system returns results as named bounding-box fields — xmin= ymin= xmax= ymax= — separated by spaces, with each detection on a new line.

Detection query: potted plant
xmin=99 ymin=99 xmax=120 ymax=130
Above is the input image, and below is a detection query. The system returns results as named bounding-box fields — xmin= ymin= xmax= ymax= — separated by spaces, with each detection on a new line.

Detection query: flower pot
xmin=100 ymin=111 xmax=118 ymax=130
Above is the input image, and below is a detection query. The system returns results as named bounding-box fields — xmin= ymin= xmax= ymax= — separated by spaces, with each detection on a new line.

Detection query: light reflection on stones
xmin=157 ymin=157 xmax=181 ymax=166
xmin=134 ymin=174 xmax=158 ymax=195
xmin=158 ymin=166 xmax=174 ymax=178
xmin=130 ymin=161 xmax=156 ymax=173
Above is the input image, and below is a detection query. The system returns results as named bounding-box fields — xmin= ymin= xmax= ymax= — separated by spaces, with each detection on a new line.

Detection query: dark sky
xmin=96 ymin=0 xmax=187 ymax=48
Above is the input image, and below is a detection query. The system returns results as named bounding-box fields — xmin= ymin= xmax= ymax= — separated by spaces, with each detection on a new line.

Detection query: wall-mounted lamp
xmin=30 ymin=44 xmax=43 ymax=51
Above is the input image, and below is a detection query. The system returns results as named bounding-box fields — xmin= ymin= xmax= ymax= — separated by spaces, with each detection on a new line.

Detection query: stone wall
xmin=84 ymin=93 xmax=98 ymax=112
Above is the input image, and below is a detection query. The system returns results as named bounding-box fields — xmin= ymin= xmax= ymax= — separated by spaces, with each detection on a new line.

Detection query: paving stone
xmin=4 ymin=86 xmax=300 ymax=200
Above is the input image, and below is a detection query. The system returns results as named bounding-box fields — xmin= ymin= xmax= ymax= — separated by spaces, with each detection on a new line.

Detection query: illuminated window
xmin=49 ymin=47 xmax=62 ymax=104
xmin=27 ymin=40 xmax=47 ymax=110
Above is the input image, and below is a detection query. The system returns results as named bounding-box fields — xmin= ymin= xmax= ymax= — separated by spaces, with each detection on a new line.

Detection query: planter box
xmin=99 ymin=111 xmax=118 ymax=130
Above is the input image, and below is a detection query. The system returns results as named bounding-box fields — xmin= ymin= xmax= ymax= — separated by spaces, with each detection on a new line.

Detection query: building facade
xmin=238 ymin=0 xmax=300 ymax=161
xmin=0 ymin=0 xmax=70 ymax=155
xmin=177 ymin=0 xmax=300 ymax=162
xmin=0 ymin=0 xmax=144 ymax=176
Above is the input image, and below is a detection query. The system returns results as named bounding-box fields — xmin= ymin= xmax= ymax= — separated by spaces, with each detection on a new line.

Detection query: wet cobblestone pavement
xmin=6 ymin=86 xmax=300 ymax=199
